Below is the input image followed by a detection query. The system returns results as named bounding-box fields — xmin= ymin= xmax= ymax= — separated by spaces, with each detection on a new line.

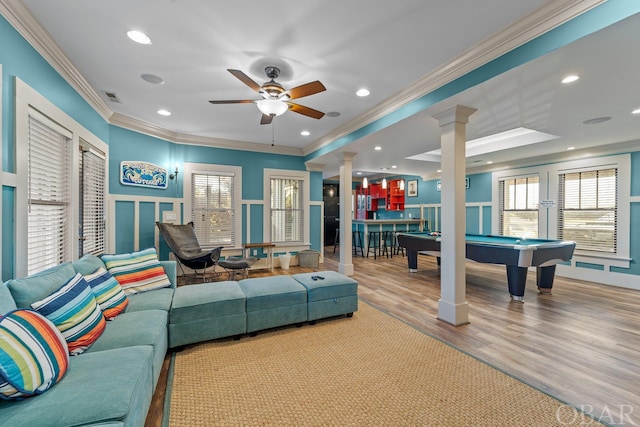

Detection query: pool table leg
xmin=406 ymin=249 xmax=418 ymax=272
xmin=536 ymin=265 xmax=556 ymax=294
xmin=506 ymin=266 xmax=528 ymax=302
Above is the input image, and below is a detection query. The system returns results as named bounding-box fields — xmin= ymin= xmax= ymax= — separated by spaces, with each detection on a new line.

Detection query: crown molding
xmin=110 ymin=113 xmax=303 ymax=156
xmin=303 ymin=0 xmax=605 ymax=157
xmin=0 ymin=0 xmax=112 ymax=121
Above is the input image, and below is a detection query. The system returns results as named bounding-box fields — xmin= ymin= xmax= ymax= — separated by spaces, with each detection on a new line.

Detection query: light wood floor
xmin=146 ymin=248 xmax=640 ymax=426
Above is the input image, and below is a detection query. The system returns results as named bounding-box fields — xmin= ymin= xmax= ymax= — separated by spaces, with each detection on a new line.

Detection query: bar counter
xmin=352 ymin=219 xmax=424 ymax=254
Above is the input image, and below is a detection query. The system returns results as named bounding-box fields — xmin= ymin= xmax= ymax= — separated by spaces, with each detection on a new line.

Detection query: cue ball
xmin=515 ymin=239 xmax=521 ymax=243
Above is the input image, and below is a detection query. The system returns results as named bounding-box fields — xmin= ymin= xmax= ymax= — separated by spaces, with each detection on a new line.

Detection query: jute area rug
xmin=166 ymin=302 xmax=601 ymax=426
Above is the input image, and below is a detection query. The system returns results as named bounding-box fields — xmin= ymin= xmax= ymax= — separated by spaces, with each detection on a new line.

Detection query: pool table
xmin=396 ymin=232 xmax=576 ymax=301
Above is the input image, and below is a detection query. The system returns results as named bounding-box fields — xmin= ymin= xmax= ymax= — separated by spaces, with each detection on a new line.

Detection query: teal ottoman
xmin=169 ymin=281 xmax=246 ymax=348
xmin=292 ymin=271 xmax=358 ymax=322
xmin=238 ymin=276 xmax=307 ymax=333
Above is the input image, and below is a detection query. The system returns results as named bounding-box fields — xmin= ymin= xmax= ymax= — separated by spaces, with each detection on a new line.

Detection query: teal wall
xmin=0 ymin=14 xmax=323 ymax=280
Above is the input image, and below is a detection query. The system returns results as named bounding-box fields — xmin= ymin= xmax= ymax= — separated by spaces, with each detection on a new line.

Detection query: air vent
xmin=103 ymin=91 xmax=121 ymax=103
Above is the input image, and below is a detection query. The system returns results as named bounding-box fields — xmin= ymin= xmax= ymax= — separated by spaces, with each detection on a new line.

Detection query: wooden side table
xmin=242 ymin=242 xmax=275 ymax=271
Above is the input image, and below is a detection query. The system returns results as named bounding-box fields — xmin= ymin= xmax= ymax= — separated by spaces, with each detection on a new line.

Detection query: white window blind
xmin=79 ymin=143 xmax=106 ymax=257
xmin=27 ymin=115 xmax=72 ymax=275
xmin=558 ymin=168 xmax=617 ymax=253
xmin=191 ymin=172 xmax=235 ymax=247
xmin=271 ymin=177 xmax=304 ymax=243
xmin=499 ymin=175 xmax=539 ymax=238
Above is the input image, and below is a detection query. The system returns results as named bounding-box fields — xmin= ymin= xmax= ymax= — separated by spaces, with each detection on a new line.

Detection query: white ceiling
xmin=12 ymin=0 xmax=640 ymax=180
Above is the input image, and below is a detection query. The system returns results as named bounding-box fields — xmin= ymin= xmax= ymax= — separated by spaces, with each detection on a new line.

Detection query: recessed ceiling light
xmin=374 ymin=146 xmax=382 ymax=151
xmin=127 ymin=30 xmax=151 ymax=45
xmin=567 ymin=146 xmax=575 ymax=151
xmin=326 ymin=111 xmax=341 ymax=117
xmin=356 ymin=171 xmax=363 ymax=175
xmin=632 ymin=108 xmax=640 ymax=115
xmin=356 ymin=88 xmax=370 ymax=97
xmin=437 ymin=169 xmax=442 ymax=173
xmin=391 ymin=165 xmax=397 ymax=169
xmin=300 ymin=130 xmax=310 ymax=136
xmin=157 ymin=109 xmax=171 ymax=116
xmin=561 ymin=74 xmax=579 ymax=84
xmin=141 ymin=73 xmax=164 ymax=84
xmin=486 ymin=161 xmax=493 ymax=164
xmin=381 ymin=167 xmax=388 ymax=171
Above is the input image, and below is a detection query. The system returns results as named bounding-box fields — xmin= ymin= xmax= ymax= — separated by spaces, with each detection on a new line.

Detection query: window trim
xmin=263 ymin=168 xmax=310 ymax=247
xmin=493 ymin=154 xmax=630 ymax=268
xmin=183 ymin=162 xmax=243 ymax=250
xmin=14 ymin=77 xmax=109 ymax=278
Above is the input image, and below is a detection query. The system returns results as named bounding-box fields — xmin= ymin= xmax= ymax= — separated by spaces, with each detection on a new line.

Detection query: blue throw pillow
xmin=31 ymin=273 xmax=106 ymax=355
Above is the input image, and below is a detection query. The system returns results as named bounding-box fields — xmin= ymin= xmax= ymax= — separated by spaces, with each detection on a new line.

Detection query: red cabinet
xmin=386 ymin=179 xmax=405 ymax=211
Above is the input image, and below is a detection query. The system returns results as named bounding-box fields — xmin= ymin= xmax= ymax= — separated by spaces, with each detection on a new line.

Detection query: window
xmin=27 ymin=114 xmax=72 ymax=275
xmin=499 ymin=175 xmax=539 ymax=238
xmin=558 ymin=168 xmax=617 ymax=253
xmin=78 ymin=142 xmax=106 ymax=257
xmin=191 ymin=172 xmax=235 ymax=247
xmin=270 ymin=177 xmax=304 ymax=243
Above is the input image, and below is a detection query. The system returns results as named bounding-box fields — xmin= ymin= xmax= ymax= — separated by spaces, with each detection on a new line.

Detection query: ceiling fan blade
xmin=286 ymin=81 xmax=326 ymax=100
xmin=260 ymin=114 xmax=274 ymax=125
xmin=208 ymin=100 xmax=255 ymax=104
xmin=287 ymin=103 xmax=325 ymax=119
xmin=227 ymin=69 xmax=262 ymax=92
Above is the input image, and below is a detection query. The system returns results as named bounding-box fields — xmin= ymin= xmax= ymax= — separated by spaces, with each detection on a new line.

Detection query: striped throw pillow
xmin=31 ymin=273 xmax=106 ymax=356
xmin=84 ymin=268 xmax=129 ymax=319
xmin=101 ymin=248 xmax=171 ymax=295
xmin=0 ymin=309 xmax=69 ymax=400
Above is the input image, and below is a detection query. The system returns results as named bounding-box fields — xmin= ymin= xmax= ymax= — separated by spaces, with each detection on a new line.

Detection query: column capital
xmin=336 ymin=152 xmax=357 ymax=163
xmin=432 ymin=105 xmax=477 ymax=127
xmin=304 ymin=162 xmax=324 ymax=172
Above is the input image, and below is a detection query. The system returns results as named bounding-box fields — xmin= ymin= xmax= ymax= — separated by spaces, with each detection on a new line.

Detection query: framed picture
xmin=407 ymin=179 xmax=418 ymax=197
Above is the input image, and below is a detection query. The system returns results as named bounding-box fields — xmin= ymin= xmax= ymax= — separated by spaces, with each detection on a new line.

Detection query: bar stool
xmin=380 ymin=231 xmax=394 ymax=258
xmin=367 ymin=231 xmax=388 ymax=259
xmin=391 ymin=232 xmax=405 ymax=256
xmin=353 ymin=230 xmax=364 ymax=257
xmin=334 ymin=228 xmax=365 ymax=257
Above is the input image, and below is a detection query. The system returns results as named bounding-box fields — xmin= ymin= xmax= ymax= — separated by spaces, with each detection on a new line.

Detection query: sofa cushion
xmin=0 ymin=283 xmax=17 ymax=316
xmin=84 ymin=309 xmax=168 ymax=388
xmin=72 ymin=253 xmax=106 ymax=276
xmin=84 ymin=268 xmax=129 ymax=319
xmin=0 ymin=310 xmax=69 ymax=400
xmin=0 ymin=346 xmax=155 ymax=427
xmin=6 ymin=263 xmax=76 ymax=309
xmin=239 ymin=276 xmax=307 ymax=312
xmin=126 ymin=288 xmax=174 ymax=312
xmin=31 ymin=273 xmax=106 ymax=355
xmin=102 ymin=248 xmax=171 ymax=295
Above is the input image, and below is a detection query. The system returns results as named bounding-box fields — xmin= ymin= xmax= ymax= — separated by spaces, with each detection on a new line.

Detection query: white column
xmin=432 ymin=105 xmax=476 ymax=326
xmin=337 ymin=152 xmax=356 ymax=276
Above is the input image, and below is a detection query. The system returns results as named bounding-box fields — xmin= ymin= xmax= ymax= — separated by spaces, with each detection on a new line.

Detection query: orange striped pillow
xmin=101 ymin=248 xmax=171 ymax=295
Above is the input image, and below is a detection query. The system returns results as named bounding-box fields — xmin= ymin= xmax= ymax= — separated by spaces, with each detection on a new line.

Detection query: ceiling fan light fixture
xmin=256 ymin=99 xmax=289 ymax=117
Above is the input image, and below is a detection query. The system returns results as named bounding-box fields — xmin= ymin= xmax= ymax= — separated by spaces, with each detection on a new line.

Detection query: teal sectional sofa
xmin=0 ymin=254 xmax=358 ymax=426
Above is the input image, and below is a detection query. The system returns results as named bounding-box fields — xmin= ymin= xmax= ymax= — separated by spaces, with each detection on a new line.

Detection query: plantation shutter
xmin=27 ymin=113 xmax=72 ymax=275
xmin=499 ymin=175 xmax=539 ymax=238
xmin=558 ymin=168 xmax=617 ymax=253
xmin=79 ymin=143 xmax=106 ymax=257
xmin=191 ymin=172 xmax=235 ymax=247
xmin=270 ymin=177 xmax=304 ymax=243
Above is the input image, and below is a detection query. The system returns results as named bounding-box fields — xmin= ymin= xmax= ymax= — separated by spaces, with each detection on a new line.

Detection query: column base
xmin=338 ymin=263 xmax=354 ymax=276
xmin=437 ymin=299 xmax=470 ymax=326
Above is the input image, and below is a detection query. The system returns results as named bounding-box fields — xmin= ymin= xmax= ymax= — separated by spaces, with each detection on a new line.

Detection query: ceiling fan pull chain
xmin=272 ymin=121 xmax=276 ymax=146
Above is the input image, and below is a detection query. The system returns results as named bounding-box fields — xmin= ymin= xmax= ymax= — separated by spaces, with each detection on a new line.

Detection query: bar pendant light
xmin=363 ymin=176 xmax=368 ymax=189
xmin=381 ymin=177 xmax=387 ymax=189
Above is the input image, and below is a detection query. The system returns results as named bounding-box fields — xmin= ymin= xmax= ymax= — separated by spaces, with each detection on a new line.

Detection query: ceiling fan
xmin=209 ymin=66 xmax=326 ymax=124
